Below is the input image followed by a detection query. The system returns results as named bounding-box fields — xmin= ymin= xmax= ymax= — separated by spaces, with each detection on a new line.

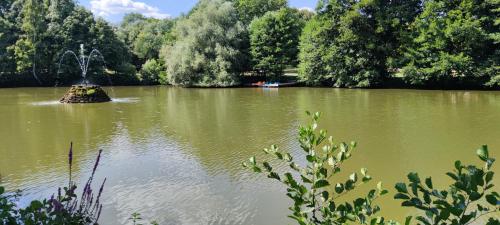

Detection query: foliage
xmin=244 ymin=112 xmax=392 ymax=224
xmin=297 ymin=16 xmax=331 ymax=86
xmin=400 ymin=0 xmax=499 ymax=87
xmin=249 ymin=8 xmax=303 ymax=79
xmin=299 ymin=0 xmax=421 ymax=87
xmin=118 ymin=13 xmax=174 ymax=69
xmin=163 ymin=0 xmax=246 ymax=87
xmin=0 ymin=143 xmax=105 ymax=224
xmin=231 ymin=0 xmax=287 ymax=25
xmin=0 ymin=0 xmax=136 ymax=86
xmin=394 ymin=145 xmax=499 ymax=225
xmin=139 ymin=59 xmax=166 ymax=85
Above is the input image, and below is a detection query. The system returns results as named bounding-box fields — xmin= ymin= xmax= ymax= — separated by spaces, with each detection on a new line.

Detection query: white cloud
xmin=90 ymin=0 xmax=170 ymax=19
xmin=298 ymin=7 xmax=314 ymax=12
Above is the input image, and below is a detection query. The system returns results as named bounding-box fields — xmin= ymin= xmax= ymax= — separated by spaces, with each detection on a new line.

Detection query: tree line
xmin=0 ymin=0 xmax=498 ymax=88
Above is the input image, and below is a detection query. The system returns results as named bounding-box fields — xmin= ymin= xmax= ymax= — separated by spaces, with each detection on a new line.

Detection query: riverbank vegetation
xmin=0 ymin=0 xmax=499 ymax=88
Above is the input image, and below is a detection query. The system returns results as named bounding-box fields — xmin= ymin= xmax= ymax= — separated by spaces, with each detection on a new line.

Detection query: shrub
xmin=243 ymin=112 xmax=392 ymax=224
xmin=139 ymin=59 xmax=164 ymax=85
xmin=0 ymin=143 xmax=106 ymax=225
xmin=394 ymin=145 xmax=499 ymax=225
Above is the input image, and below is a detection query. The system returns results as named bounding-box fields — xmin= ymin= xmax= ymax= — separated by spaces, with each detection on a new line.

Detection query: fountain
xmin=58 ymin=44 xmax=111 ymax=103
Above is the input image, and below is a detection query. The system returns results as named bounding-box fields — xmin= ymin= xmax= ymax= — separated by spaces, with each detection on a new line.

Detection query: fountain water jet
xmin=58 ymin=44 xmax=111 ymax=103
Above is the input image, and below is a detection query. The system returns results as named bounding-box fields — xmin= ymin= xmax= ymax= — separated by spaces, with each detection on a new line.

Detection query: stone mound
xmin=60 ymin=85 xmax=111 ymax=103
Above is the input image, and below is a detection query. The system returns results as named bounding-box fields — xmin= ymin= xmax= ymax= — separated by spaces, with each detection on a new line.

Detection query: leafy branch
xmin=244 ymin=112 xmax=392 ymax=225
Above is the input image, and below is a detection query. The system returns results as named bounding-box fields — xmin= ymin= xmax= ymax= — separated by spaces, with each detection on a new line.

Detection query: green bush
xmin=245 ymin=112 xmax=499 ymax=225
xmin=0 ymin=143 xmax=105 ymax=225
xmin=394 ymin=146 xmax=499 ymax=225
xmin=139 ymin=59 xmax=164 ymax=85
xmin=244 ymin=112 xmax=392 ymax=224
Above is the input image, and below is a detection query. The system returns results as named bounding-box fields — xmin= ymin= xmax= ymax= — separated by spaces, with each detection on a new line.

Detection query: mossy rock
xmin=60 ymin=85 xmax=111 ymax=103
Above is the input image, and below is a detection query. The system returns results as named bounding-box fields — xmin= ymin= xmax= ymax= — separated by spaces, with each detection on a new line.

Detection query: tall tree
xmin=299 ymin=0 xmax=422 ymax=87
xmin=249 ymin=8 xmax=303 ymax=79
xmin=14 ymin=0 xmax=47 ymax=84
xmin=401 ymin=0 xmax=499 ymax=87
xmin=163 ymin=0 xmax=246 ymax=87
xmin=118 ymin=13 xmax=174 ymax=73
xmin=232 ymin=0 xmax=287 ymax=24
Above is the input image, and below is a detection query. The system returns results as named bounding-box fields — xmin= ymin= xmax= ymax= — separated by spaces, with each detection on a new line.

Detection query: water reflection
xmin=1 ymin=87 xmax=500 ymax=224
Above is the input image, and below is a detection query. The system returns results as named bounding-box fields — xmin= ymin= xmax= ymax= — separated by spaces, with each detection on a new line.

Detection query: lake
xmin=1 ymin=87 xmax=499 ymax=224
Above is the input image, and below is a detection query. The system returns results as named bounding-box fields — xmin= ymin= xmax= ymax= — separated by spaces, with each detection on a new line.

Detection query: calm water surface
xmin=1 ymin=87 xmax=499 ymax=224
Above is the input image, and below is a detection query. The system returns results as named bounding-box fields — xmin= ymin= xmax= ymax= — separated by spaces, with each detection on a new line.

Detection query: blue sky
xmin=78 ymin=0 xmax=317 ymax=23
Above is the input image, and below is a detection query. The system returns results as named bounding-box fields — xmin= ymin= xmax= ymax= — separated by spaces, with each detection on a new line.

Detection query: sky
xmin=78 ymin=0 xmax=317 ymax=23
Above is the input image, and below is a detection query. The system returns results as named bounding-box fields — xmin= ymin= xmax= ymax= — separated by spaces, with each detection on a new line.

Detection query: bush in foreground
xmin=0 ymin=143 xmax=105 ymax=225
xmin=244 ymin=112 xmax=391 ymax=224
xmin=245 ymin=112 xmax=499 ymax=225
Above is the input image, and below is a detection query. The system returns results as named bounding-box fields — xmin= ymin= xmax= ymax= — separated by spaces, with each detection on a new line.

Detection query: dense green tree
xmin=13 ymin=0 xmax=47 ymax=84
xmin=163 ymin=0 xmax=246 ymax=87
xmin=139 ymin=58 xmax=166 ymax=84
xmin=249 ymin=8 xmax=303 ymax=79
xmin=299 ymin=0 xmax=422 ymax=87
xmin=118 ymin=13 xmax=174 ymax=68
xmin=297 ymin=17 xmax=332 ymax=85
xmin=487 ymin=0 xmax=500 ymax=86
xmin=232 ymin=0 xmax=287 ymax=24
xmin=0 ymin=0 xmax=137 ymax=86
xmin=295 ymin=8 xmax=315 ymax=21
xmin=401 ymin=0 xmax=499 ymax=87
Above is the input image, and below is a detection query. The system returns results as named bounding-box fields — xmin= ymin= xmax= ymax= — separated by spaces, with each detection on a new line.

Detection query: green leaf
xmin=395 ymin=183 xmax=408 ymax=193
xmin=404 ymin=216 xmax=412 ymax=225
xmin=408 ymin=172 xmax=420 ymax=183
xmin=485 ymin=194 xmax=497 ymax=205
xmin=423 ymin=192 xmax=431 ymax=204
xmin=301 ymin=175 xmax=312 ymax=183
xmin=439 ymin=209 xmax=450 ymax=220
xmin=335 ymin=183 xmax=344 ymax=194
xmin=485 ymin=171 xmax=494 ymax=184
xmin=321 ymin=191 xmax=329 ymax=201
xmin=394 ymin=193 xmax=410 ymax=200
xmin=446 ymin=172 xmax=458 ymax=181
xmin=401 ymin=200 xmax=414 ymax=207
xmin=0 ymin=186 xmax=4 ymax=195
xmin=469 ymin=191 xmax=481 ymax=201
xmin=477 ymin=145 xmax=489 ymax=161
xmin=416 ymin=216 xmax=431 ymax=225
xmin=262 ymin=162 xmax=272 ymax=172
xmin=313 ymin=179 xmax=330 ymax=189
xmin=425 ymin=177 xmax=433 ymax=189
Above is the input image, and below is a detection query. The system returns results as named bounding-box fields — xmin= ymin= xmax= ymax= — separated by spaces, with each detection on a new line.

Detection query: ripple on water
xmin=30 ymin=100 xmax=61 ymax=106
xmin=30 ymin=98 xmax=140 ymax=106
xmin=108 ymin=98 xmax=140 ymax=103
